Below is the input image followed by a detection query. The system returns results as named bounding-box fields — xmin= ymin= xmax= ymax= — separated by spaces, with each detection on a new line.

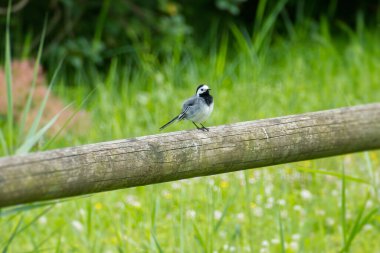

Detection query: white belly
xmin=191 ymin=102 xmax=214 ymax=123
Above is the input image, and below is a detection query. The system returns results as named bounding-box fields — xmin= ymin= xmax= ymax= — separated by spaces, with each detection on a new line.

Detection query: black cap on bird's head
xmin=196 ymin=84 xmax=211 ymax=96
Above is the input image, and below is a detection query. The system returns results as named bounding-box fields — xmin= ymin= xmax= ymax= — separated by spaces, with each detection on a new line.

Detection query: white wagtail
xmin=160 ymin=84 xmax=214 ymax=131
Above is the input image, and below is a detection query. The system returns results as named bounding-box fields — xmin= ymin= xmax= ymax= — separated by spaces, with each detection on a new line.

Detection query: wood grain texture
xmin=1 ymin=103 xmax=380 ymax=208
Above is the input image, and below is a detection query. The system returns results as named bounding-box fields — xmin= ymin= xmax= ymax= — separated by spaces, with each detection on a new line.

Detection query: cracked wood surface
xmin=1 ymin=103 xmax=380 ymax=208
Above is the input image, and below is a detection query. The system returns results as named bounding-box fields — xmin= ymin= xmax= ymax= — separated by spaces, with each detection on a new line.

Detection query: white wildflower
xmin=71 ymin=220 xmax=84 ymax=232
xmin=155 ymin=72 xmax=164 ymax=84
xmin=256 ymin=194 xmax=263 ymax=204
xmin=291 ymin=234 xmax=301 ymax=241
xmin=280 ymin=210 xmax=288 ymax=218
xmin=326 ymin=217 xmax=335 ymax=226
xmin=254 ymin=207 xmax=264 ymax=217
xmin=213 ymin=186 xmax=221 ymax=192
xmin=171 ymin=182 xmax=182 ymax=189
xmin=116 ymin=201 xmax=124 ymax=209
xmin=237 ymin=212 xmax=245 ymax=221
xmin=265 ymin=185 xmax=273 ymax=195
xmin=38 ymin=216 xmax=47 ymax=225
xmin=301 ymin=189 xmax=313 ymax=200
xmin=125 ymin=195 xmax=141 ymax=208
xmin=316 ymin=209 xmax=326 ymax=216
xmin=186 ymin=210 xmax=196 ymax=219
xmin=265 ymin=202 xmax=273 ymax=209
xmin=289 ymin=241 xmax=298 ymax=250
xmin=214 ymin=210 xmax=222 ymax=220
xmin=219 ymin=231 xmax=227 ymax=238
xmin=293 ymin=205 xmax=303 ymax=212
xmin=277 ymin=199 xmax=286 ymax=206
xmin=237 ymin=171 xmax=245 ymax=180
xmin=346 ymin=211 xmax=353 ymax=220
xmin=79 ymin=208 xmax=86 ymax=216
xmin=162 ymin=190 xmax=172 ymax=199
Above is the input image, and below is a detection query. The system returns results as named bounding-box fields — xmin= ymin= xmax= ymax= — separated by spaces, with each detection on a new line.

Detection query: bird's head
xmin=196 ymin=84 xmax=211 ymax=96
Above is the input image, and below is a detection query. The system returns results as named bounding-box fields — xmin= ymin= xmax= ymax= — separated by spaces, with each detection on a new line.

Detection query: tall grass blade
xmin=23 ymin=60 xmax=62 ymax=143
xmin=213 ymin=189 xmax=238 ymax=233
xmin=150 ymin=196 xmax=163 ymax=253
xmin=193 ymin=223 xmax=206 ymax=251
xmin=280 ymin=8 xmax=295 ymax=38
xmin=2 ymin=206 xmax=53 ymax=252
xmin=254 ymin=0 xmax=267 ymax=29
xmin=54 ymin=234 xmax=62 ymax=253
xmin=364 ymin=152 xmax=378 ymax=199
xmin=215 ymin=32 xmax=228 ymax=78
xmin=16 ymin=104 xmax=69 ymax=155
xmin=341 ymin=165 xmax=347 ymax=245
xmin=277 ymin=208 xmax=286 ymax=253
xmin=12 ymin=206 xmax=53 ymax=236
xmin=295 ymin=167 xmax=368 ymax=184
xmin=229 ymin=24 xmax=253 ymax=56
xmin=41 ymin=99 xmax=84 ymax=150
xmin=29 ymin=229 xmax=60 ymax=253
xmin=151 ymin=231 xmax=164 ymax=253
xmin=5 ymin=0 xmax=14 ymax=153
xmin=21 ymin=30 xmax=33 ymax=59
xmin=0 ymin=202 xmax=55 ymax=218
xmin=2 ymin=216 xmax=23 ymax=253
xmin=0 ymin=129 xmax=8 ymax=156
xmin=216 ymin=225 xmax=241 ymax=252
xmin=42 ymin=87 xmax=95 ymax=150
xmin=340 ymin=195 xmax=378 ymax=252
xmin=0 ymin=195 xmax=89 ymax=218
xmin=93 ymin=0 xmax=111 ymax=48
xmin=243 ymin=171 xmax=255 ymax=252
xmin=253 ymin=0 xmax=288 ymax=52
xmin=18 ymin=17 xmax=48 ymax=142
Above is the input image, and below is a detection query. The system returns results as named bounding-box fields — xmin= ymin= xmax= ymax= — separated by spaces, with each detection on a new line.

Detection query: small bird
xmin=160 ymin=84 xmax=214 ymax=131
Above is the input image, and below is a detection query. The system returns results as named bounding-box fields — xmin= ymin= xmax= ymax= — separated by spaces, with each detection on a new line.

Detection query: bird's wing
xmin=178 ymin=96 xmax=197 ymax=120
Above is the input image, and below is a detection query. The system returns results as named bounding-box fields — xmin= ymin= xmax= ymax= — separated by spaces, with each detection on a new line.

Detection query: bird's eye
xmin=201 ymin=89 xmax=204 ymax=91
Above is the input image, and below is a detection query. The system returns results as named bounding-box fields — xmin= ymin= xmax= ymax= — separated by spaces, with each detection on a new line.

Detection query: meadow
xmin=1 ymin=12 xmax=380 ymax=253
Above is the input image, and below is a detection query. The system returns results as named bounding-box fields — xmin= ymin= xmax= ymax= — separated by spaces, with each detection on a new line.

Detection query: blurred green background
xmin=0 ymin=0 xmax=380 ymax=252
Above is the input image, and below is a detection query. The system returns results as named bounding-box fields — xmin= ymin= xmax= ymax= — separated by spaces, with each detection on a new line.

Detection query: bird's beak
xmin=208 ymin=88 xmax=212 ymax=90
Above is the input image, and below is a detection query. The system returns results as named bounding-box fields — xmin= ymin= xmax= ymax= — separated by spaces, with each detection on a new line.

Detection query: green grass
xmin=1 ymin=14 xmax=380 ymax=253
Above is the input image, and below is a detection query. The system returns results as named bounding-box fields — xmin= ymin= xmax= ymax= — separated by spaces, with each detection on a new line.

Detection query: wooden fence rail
xmin=1 ymin=103 xmax=380 ymax=208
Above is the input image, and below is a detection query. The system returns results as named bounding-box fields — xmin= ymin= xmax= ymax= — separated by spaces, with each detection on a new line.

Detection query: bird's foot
xmin=199 ymin=123 xmax=209 ymax=131
xmin=193 ymin=122 xmax=209 ymax=131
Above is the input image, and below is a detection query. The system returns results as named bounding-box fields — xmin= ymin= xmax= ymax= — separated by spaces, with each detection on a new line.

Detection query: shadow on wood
xmin=1 ymin=103 xmax=380 ymax=208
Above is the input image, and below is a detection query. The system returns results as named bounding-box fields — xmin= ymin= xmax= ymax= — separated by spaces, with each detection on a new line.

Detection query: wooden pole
xmin=1 ymin=103 xmax=380 ymax=208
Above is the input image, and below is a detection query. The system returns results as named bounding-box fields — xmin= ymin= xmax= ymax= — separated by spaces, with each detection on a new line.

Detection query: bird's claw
xmin=199 ymin=127 xmax=209 ymax=131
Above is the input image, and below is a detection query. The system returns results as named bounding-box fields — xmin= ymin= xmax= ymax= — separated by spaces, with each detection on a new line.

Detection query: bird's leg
xmin=199 ymin=123 xmax=209 ymax=132
xmin=192 ymin=122 xmax=202 ymax=130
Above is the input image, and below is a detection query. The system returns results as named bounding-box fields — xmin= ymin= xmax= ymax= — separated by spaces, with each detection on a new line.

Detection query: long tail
xmin=159 ymin=115 xmax=179 ymax=130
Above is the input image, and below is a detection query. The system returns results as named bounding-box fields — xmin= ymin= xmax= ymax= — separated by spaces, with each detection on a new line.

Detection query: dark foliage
xmin=0 ymin=0 xmax=378 ymax=78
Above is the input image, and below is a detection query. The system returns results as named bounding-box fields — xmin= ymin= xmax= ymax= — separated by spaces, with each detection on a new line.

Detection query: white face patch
xmin=196 ymin=85 xmax=210 ymax=96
